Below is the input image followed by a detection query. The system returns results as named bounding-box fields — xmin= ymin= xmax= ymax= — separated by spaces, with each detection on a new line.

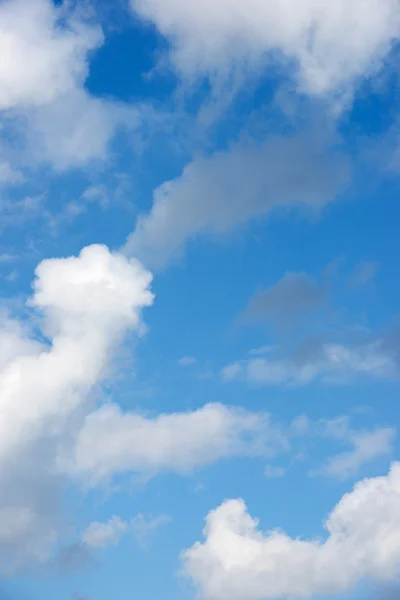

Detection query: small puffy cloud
xmin=68 ymin=403 xmax=287 ymax=484
xmin=182 ymin=463 xmax=400 ymax=600
xmin=82 ymin=517 xmax=128 ymax=550
xmin=125 ymin=133 xmax=350 ymax=268
xmin=240 ymin=272 xmax=325 ymax=327
xmin=131 ymin=0 xmax=400 ymax=99
xmin=222 ymin=339 xmax=399 ymax=387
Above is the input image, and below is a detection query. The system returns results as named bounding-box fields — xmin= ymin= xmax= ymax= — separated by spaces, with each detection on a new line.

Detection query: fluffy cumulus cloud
xmin=0 ymin=244 xmax=287 ymax=572
xmin=131 ymin=0 xmax=400 ymax=97
xmin=222 ymin=339 xmax=399 ymax=386
xmin=0 ymin=244 xmax=153 ymax=572
xmin=182 ymin=463 xmax=400 ymax=600
xmin=125 ymin=133 xmax=350 ymax=268
xmin=0 ymin=0 xmax=139 ymax=170
xmin=68 ymin=403 xmax=286 ymax=484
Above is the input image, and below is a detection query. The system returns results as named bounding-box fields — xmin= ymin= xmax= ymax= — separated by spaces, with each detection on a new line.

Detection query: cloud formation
xmin=222 ymin=339 xmax=399 ymax=386
xmin=0 ymin=0 xmax=139 ymax=170
xmin=182 ymin=463 xmax=400 ymax=600
xmin=81 ymin=513 xmax=171 ymax=552
xmin=240 ymin=271 xmax=326 ymax=327
xmin=0 ymin=244 xmax=287 ymax=571
xmin=125 ymin=133 xmax=349 ymax=268
xmin=131 ymin=0 xmax=400 ymax=98
xmin=310 ymin=417 xmax=396 ymax=479
xmin=0 ymin=244 xmax=153 ymax=572
xmin=68 ymin=403 xmax=286 ymax=484
xmin=82 ymin=517 xmax=128 ymax=551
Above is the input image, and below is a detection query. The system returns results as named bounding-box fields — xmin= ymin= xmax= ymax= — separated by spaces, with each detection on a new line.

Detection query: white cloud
xmin=0 ymin=244 xmax=153 ymax=571
xmin=125 ymin=133 xmax=349 ymax=268
xmin=131 ymin=513 xmax=171 ymax=547
xmin=0 ymin=0 xmax=139 ymax=170
xmin=0 ymin=0 xmax=101 ymax=110
xmin=82 ymin=516 xmax=128 ymax=550
xmin=0 ymin=242 xmax=291 ymax=571
xmin=82 ymin=513 xmax=170 ymax=551
xmin=68 ymin=403 xmax=286 ymax=484
xmin=131 ymin=0 xmax=400 ymax=99
xmin=0 ymin=162 xmax=23 ymax=185
xmin=182 ymin=463 xmax=400 ymax=600
xmin=222 ymin=340 xmax=398 ymax=386
xmin=313 ymin=418 xmax=396 ymax=479
xmin=23 ymin=91 xmax=138 ymax=171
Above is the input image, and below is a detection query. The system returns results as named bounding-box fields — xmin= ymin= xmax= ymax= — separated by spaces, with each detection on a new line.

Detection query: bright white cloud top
xmin=0 ymin=244 xmax=153 ymax=571
xmin=183 ymin=463 xmax=400 ymax=599
xmin=131 ymin=0 xmax=400 ymax=97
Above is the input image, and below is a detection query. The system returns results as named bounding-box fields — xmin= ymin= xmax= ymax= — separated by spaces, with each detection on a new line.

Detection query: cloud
xmin=125 ymin=132 xmax=350 ymax=268
xmin=0 ymin=0 xmax=139 ymax=170
xmin=178 ymin=355 xmax=197 ymax=366
xmin=0 ymin=244 xmax=153 ymax=572
xmin=68 ymin=403 xmax=287 ymax=485
xmin=0 ymin=163 xmax=23 ymax=185
xmin=0 ymin=242 xmax=291 ymax=572
xmin=131 ymin=513 xmax=172 ymax=548
xmin=82 ymin=517 xmax=128 ymax=550
xmin=222 ymin=339 xmax=399 ymax=386
xmin=54 ymin=542 xmax=96 ymax=575
xmin=130 ymin=0 xmax=400 ymax=99
xmin=0 ymin=0 xmax=101 ymax=111
xmin=22 ymin=90 xmax=139 ymax=171
xmin=182 ymin=463 xmax=400 ymax=600
xmin=313 ymin=418 xmax=396 ymax=479
xmin=349 ymin=261 xmax=379 ymax=288
xmin=248 ymin=346 xmax=274 ymax=357
xmin=263 ymin=465 xmax=285 ymax=479
xmin=0 ymin=194 xmax=46 ymax=229
xmin=240 ymin=271 xmax=326 ymax=327
xmin=81 ymin=513 xmax=170 ymax=552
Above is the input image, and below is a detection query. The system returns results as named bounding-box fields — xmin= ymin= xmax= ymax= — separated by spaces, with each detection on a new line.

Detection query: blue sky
xmin=1 ymin=1 xmax=400 ymax=599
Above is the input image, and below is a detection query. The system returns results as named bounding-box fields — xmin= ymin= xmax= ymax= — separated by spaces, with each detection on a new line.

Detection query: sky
xmin=1 ymin=0 xmax=400 ymax=599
